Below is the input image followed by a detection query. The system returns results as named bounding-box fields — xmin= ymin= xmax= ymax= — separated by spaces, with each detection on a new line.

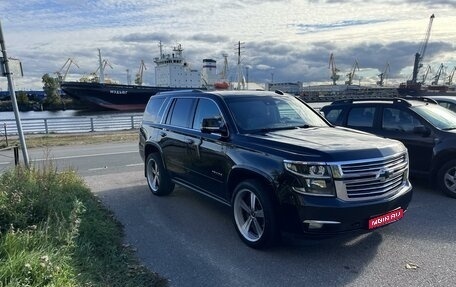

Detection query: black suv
xmin=321 ymin=98 xmax=456 ymax=198
xmin=139 ymin=90 xmax=412 ymax=248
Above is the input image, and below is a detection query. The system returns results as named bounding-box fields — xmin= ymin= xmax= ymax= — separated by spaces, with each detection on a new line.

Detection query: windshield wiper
xmin=442 ymin=127 xmax=456 ymax=131
xmin=296 ymin=124 xmax=313 ymax=128
xmin=257 ymin=125 xmax=317 ymax=133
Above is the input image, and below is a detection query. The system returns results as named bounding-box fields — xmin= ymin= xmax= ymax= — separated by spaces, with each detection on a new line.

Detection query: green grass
xmin=1 ymin=130 xmax=139 ymax=149
xmin=0 ymin=164 xmax=168 ymax=286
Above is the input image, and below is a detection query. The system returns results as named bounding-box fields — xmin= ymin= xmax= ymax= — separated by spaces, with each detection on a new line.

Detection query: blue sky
xmin=1 ymin=0 xmax=455 ymax=91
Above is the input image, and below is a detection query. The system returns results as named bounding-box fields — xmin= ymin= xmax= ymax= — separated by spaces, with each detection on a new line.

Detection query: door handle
xmin=186 ymin=139 xmax=194 ymax=144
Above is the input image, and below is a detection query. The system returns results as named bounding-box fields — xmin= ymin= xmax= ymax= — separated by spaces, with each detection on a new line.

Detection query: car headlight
xmin=284 ymin=160 xmax=336 ymax=196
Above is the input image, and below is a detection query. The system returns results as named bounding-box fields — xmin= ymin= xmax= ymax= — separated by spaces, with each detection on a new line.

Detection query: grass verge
xmin=0 ymin=164 xmax=168 ymax=286
xmin=1 ymin=130 xmax=139 ymax=149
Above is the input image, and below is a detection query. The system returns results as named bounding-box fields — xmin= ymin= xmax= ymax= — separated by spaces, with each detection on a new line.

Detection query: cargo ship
xmin=61 ymin=43 xmax=227 ymax=111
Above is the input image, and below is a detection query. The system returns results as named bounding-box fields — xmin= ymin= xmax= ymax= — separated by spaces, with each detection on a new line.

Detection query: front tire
xmin=146 ymin=153 xmax=174 ymax=196
xmin=232 ymin=180 xmax=280 ymax=249
xmin=437 ymin=160 xmax=456 ymax=198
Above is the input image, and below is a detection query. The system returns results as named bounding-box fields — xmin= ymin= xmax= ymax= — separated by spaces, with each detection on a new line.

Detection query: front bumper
xmin=279 ymin=183 xmax=413 ymax=235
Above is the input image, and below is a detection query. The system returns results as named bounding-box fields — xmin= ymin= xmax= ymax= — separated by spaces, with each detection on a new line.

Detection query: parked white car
xmin=426 ymin=95 xmax=456 ymax=113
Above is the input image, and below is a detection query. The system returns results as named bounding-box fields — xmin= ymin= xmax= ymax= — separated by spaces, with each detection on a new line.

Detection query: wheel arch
xmin=226 ymin=166 xmax=277 ymax=204
xmin=144 ymin=142 xmax=163 ymax=176
xmin=431 ymin=150 xmax=456 ymax=179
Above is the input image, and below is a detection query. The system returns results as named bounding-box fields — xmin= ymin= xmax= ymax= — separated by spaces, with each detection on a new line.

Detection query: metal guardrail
xmin=1 ymin=113 xmax=143 ymax=135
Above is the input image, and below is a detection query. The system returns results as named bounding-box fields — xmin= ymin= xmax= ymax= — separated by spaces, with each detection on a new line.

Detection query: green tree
xmin=16 ymin=91 xmax=29 ymax=105
xmin=42 ymin=73 xmax=61 ymax=106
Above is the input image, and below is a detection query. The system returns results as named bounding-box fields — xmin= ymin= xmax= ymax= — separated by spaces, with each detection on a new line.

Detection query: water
xmin=0 ymin=109 xmax=140 ymax=120
xmin=0 ymin=109 xmax=143 ymax=135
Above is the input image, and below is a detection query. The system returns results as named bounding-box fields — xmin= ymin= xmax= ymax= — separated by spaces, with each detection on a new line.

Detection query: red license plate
xmin=368 ymin=208 xmax=404 ymax=229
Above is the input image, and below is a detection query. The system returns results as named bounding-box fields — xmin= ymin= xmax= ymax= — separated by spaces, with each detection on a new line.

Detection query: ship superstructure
xmin=154 ymin=43 xmax=205 ymax=88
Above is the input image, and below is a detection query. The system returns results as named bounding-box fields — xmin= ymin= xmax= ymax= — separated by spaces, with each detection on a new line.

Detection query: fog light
xmin=307 ymin=179 xmax=327 ymax=189
xmin=304 ymin=220 xmax=341 ymax=229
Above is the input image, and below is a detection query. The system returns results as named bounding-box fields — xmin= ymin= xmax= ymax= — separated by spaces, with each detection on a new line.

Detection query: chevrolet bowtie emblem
xmin=376 ymin=168 xmax=392 ymax=182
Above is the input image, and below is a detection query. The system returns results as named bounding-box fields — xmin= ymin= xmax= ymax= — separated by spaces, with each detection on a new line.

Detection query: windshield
xmin=225 ymin=95 xmax=328 ymax=133
xmin=412 ymin=104 xmax=456 ymax=130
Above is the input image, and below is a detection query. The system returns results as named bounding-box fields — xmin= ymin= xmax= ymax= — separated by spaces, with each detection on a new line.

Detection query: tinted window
xmin=347 ymin=107 xmax=375 ymax=127
xmin=324 ymin=108 xmax=343 ymax=124
xmin=192 ymin=99 xmax=222 ymax=130
xmin=412 ymin=104 xmax=456 ymax=130
xmin=382 ymin=108 xmax=421 ymax=132
xmin=226 ymin=95 xmax=327 ymax=132
xmin=168 ymin=98 xmax=195 ymax=128
xmin=145 ymin=97 xmax=166 ymax=123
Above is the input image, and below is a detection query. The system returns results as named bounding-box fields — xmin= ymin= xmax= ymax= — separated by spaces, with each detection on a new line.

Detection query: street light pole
xmin=0 ymin=20 xmax=29 ymax=168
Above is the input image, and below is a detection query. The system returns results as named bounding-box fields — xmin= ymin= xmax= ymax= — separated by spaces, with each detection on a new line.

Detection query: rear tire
xmin=437 ymin=160 xmax=456 ymax=199
xmin=232 ymin=179 xmax=280 ymax=249
xmin=146 ymin=153 xmax=174 ymax=196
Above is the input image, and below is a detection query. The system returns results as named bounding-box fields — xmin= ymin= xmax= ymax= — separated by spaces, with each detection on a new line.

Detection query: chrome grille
xmin=337 ymin=153 xmax=408 ymax=200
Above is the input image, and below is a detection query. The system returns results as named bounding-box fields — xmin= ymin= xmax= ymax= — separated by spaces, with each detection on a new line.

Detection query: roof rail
xmin=331 ymin=96 xmax=438 ymax=107
xmin=331 ymin=97 xmax=415 ymax=107
xmin=403 ymin=95 xmax=438 ymax=104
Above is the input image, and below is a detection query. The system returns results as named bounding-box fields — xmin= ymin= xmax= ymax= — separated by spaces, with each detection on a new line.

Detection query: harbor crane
xmin=329 ymin=53 xmax=340 ymax=85
xmin=410 ymin=14 xmax=435 ymax=85
xmin=94 ymin=59 xmax=113 ymax=82
xmin=421 ymin=65 xmax=432 ymax=84
xmin=377 ymin=62 xmax=390 ymax=86
xmin=80 ymin=57 xmax=113 ymax=83
xmin=431 ymin=63 xmax=444 ymax=85
xmin=135 ymin=60 xmax=147 ymax=85
xmin=345 ymin=60 xmax=359 ymax=85
xmin=56 ymin=58 xmax=79 ymax=82
xmin=445 ymin=66 xmax=456 ymax=85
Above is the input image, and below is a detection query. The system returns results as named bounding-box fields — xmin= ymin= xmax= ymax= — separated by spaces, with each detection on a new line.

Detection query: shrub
xmin=0 ymin=165 xmax=167 ymax=286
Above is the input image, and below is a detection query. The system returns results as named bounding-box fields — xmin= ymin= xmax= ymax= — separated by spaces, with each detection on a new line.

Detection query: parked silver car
xmin=426 ymin=95 xmax=456 ymax=113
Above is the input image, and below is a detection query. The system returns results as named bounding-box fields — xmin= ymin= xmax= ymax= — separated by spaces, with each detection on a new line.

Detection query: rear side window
xmin=167 ymin=98 xmax=195 ymax=128
xmin=145 ymin=97 xmax=166 ymax=123
xmin=347 ymin=107 xmax=375 ymax=128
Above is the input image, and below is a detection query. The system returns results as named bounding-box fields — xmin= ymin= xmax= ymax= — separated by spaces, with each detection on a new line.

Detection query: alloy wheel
xmin=443 ymin=166 xmax=456 ymax=193
xmin=147 ymin=158 xmax=160 ymax=192
xmin=233 ymin=188 xmax=265 ymax=242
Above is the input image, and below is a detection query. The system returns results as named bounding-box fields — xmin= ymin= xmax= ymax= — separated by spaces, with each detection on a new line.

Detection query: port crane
xmin=409 ymin=14 xmax=435 ymax=86
xmin=56 ymin=58 xmax=79 ymax=82
xmin=329 ymin=53 xmax=340 ymax=85
xmin=377 ymin=62 xmax=390 ymax=86
xmin=135 ymin=60 xmax=147 ymax=85
xmin=345 ymin=60 xmax=359 ymax=85
xmin=431 ymin=63 xmax=444 ymax=85
xmin=80 ymin=57 xmax=113 ymax=83
xmin=445 ymin=66 xmax=456 ymax=85
xmin=421 ymin=65 xmax=432 ymax=84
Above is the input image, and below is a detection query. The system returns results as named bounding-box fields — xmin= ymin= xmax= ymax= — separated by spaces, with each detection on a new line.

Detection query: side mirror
xmin=201 ymin=117 xmax=228 ymax=136
xmin=413 ymin=125 xmax=431 ymax=137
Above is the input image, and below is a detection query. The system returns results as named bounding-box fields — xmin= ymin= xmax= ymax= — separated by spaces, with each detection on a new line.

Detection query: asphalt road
xmin=2 ymin=142 xmax=455 ymax=286
xmin=0 ymin=142 xmax=141 ymax=176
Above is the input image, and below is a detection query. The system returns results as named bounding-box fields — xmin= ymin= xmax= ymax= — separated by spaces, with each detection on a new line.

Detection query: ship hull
xmin=60 ymin=82 xmax=195 ymax=111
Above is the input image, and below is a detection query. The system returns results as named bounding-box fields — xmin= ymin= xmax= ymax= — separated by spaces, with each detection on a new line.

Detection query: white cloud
xmin=0 ymin=0 xmax=455 ymax=91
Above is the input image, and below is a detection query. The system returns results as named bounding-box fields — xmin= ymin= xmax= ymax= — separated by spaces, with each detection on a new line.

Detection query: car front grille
xmin=335 ymin=153 xmax=409 ymax=200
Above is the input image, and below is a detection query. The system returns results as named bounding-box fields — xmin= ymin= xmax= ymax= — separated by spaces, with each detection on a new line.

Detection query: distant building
xmin=265 ymin=82 xmax=303 ymax=95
